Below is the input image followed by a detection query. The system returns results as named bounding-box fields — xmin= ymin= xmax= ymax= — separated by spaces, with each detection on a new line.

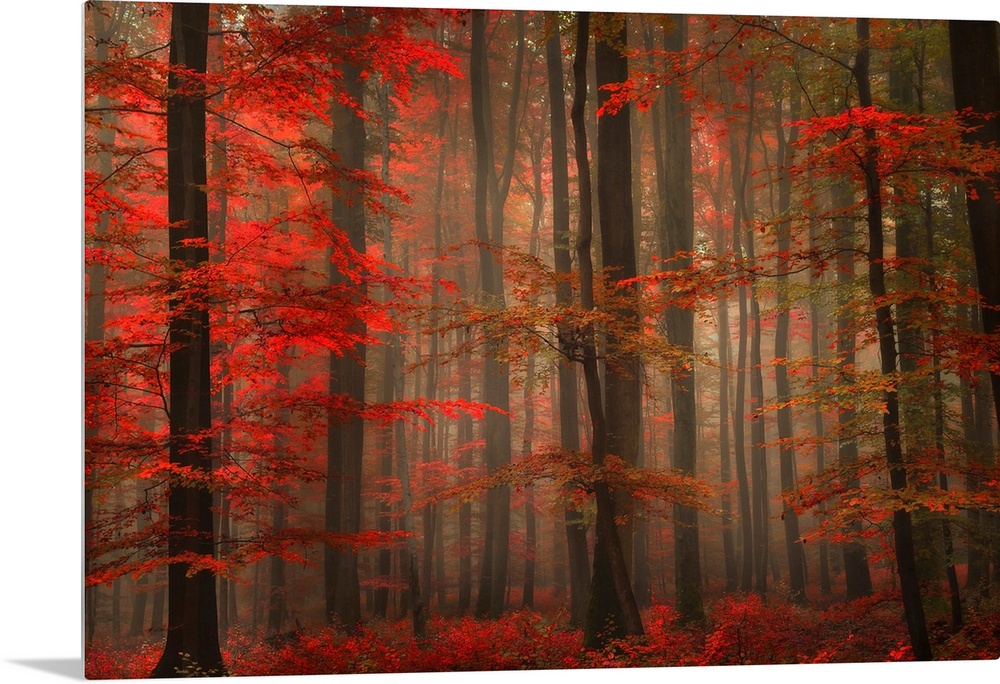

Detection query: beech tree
xmin=661 ymin=14 xmax=705 ymax=625
xmin=546 ymin=18 xmax=591 ymax=627
xmin=151 ymin=4 xmax=225 ymax=676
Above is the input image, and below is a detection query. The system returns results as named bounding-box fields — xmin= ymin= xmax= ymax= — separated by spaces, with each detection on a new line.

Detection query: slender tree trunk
xmin=373 ymin=81 xmax=394 ymax=620
xmin=85 ymin=2 xmax=119 ymax=647
xmin=717 ymin=242 xmax=738 ymax=593
xmin=151 ymin=4 xmax=224 ymax=676
xmin=456 ymin=321 xmax=474 ymax=614
xmin=470 ymin=9 xmax=519 ymax=618
xmin=129 ymin=485 xmax=150 ymax=635
xmin=741 ymin=99 xmax=769 ymax=597
xmin=422 ymin=74 xmax=449 ymax=607
xmin=267 ymin=364 xmax=291 ymax=635
xmin=774 ymin=90 xmax=806 ymax=603
xmin=724 ymin=70 xmax=754 ymax=592
xmin=519 ymin=134 xmax=545 ymax=610
xmin=662 ymin=15 xmax=704 ymax=624
xmin=546 ymin=24 xmax=591 ymax=626
xmin=832 ymin=178 xmax=874 ymax=600
xmin=856 ymin=18 xmax=931 ymax=659
xmin=522 ymin=351 xmax=538 ymax=609
xmin=807 ymin=160 xmax=832 ymax=595
xmin=397 ymin=364 xmax=425 ymax=638
xmin=580 ymin=12 xmax=644 ymax=647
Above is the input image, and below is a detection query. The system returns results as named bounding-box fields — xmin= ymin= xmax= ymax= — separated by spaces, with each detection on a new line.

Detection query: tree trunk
xmin=724 ymin=69 xmax=755 ymax=593
xmin=662 ymin=15 xmax=704 ymax=624
xmin=422 ymin=73 xmax=449 ymax=607
xmin=457 ymin=322 xmax=474 ymax=614
xmin=742 ymin=115 xmax=769 ymax=598
xmin=373 ymin=80 xmax=394 ymax=621
xmin=807 ymin=163 xmax=833 ymax=596
xmin=85 ymin=1 xmax=118 ymax=648
xmin=949 ymin=20 xmax=1000 ymax=432
xmin=267 ymin=363 xmax=291 ymax=635
xmin=520 ymin=133 xmax=545 ymax=610
xmin=151 ymin=4 xmax=224 ymax=676
xmin=856 ymin=18 xmax=932 ymax=659
xmin=325 ymin=7 xmax=368 ymax=633
xmin=774 ymin=90 xmax=807 ymax=603
xmin=546 ymin=25 xmax=591 ymax=626
xmin=832 ymin=178 xmax=875 ymax=600
xmin=470 ymin=9 xmax=519 ymax=618
xmin=580 ymin=12 xmax=644 ymax=647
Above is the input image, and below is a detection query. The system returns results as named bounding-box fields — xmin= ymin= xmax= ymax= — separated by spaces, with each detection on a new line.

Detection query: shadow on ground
xmin=8 ymin=658 xmax=83 ymax=680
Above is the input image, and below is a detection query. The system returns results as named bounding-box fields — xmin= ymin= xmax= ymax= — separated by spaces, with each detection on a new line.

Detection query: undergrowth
xmin=84 ymin=593 xmax=1000 ymax=678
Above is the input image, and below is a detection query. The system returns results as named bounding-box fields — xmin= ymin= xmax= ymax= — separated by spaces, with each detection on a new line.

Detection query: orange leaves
xmin=422 ymin=448 xmax=716 ymax=519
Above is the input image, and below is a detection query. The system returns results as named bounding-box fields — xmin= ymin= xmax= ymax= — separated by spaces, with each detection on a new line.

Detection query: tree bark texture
xmin=152 ymin=3 xmax=225 ymax=676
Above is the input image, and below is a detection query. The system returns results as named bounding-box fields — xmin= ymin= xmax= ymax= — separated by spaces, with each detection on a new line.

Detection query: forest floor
xmin=85 ymin=589 xmax=1000 ymax=678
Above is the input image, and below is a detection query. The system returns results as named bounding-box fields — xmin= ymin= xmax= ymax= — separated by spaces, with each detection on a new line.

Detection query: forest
xmin=83 ymin=1 xmax=1000 ymax=678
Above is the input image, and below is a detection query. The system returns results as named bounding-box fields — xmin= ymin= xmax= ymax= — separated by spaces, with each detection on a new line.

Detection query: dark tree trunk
xmin=151 ymin=4 xmax=224 ymax=676
xmin=470 ymin=9 xmax=519 ymax=618
xmin=546 ymin=25 xmax=591 ymax=626
xmin=597 ymin=13 xmax=642 ymax=571
xmin=580 ymin=12 xmax=644 ymax=647
xmin=150 ymin=577 xmax=165 ymax=634
xmin=662 ymin=15 xmax=704 ymax=624
xmin=949 ymin=20 xmax=1000 ymax=432
xmin=856 ymin=18 xmax=931 ymax=660
xmin=324 ymin=7 xmax=369 ymax=634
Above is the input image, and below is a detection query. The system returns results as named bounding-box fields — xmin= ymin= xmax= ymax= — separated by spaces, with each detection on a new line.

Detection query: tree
xmin=581 ymin=11 xmax=644 ymax=647
xmin=854 ymin=16 xmax=931 ymax=659
xmin=661 ymin=14 xmax=705 ymax=624
xmin=546 ymin=19 xmax=591 ymax=626
xmin=151 ymin=3 xmax=225 ymax=676
xmin=773 ymin=85 xmax=807 ymax=603
xmin=324 ymin=6 xmax=369 ymax=633
xmin=949 ymin=20 xmax=1000 ymax=432
xmin=470 ymin=8 xmax=518 ymax=619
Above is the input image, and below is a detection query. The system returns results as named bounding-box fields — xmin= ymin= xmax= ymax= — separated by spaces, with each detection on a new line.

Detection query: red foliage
xmin=83 ymin=595 xmax=1000 ymax=678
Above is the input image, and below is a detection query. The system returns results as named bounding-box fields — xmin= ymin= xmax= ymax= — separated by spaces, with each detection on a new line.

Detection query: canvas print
xmin=84 ymin=1 xmax=1000 ymax=678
